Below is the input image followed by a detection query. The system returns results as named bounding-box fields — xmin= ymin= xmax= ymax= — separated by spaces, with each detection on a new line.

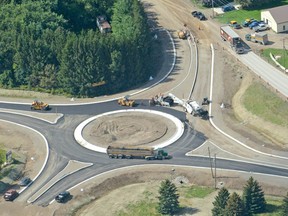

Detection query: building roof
xmin=267 ymin=5 xmax=288 ymax=23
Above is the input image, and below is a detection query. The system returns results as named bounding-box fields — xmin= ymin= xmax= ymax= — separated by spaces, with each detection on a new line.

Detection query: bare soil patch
xmin=82 ymin=112 xmax=177 ymax=148
xmin=0 ymin=121 xmax=46 ymax=191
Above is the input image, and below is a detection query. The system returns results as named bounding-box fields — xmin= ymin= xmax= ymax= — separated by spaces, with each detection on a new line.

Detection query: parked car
xmin=197 ymin=12 xmax=206 ymax=20
xmin=191 ymin=11 xmax=198 ymax=17
xmin=249 ymin=21 xmax=259 ymax=29
xmin=229 ymin=21 xmax=241 ymax=29
xmin=4 ymin=189 xmax=19 ymax=201
xmin=19 ymin=177 xmax=32 ymax=186
xmin=242 ymin=18 xmax=255 ymax=27
xmin=222 ymin=5 xmax=235 ymax=12
xmin=253 ymin=23 xmax=269 ymax=32
xmin=55 ymin=191 xmax=70 ymax=203
xmin=191 ymin=11 xmax=206 ymax=20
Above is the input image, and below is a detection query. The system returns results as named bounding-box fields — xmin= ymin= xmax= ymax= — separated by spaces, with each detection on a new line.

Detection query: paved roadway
xmin=1 ymin=100 xmax=288 ymax=206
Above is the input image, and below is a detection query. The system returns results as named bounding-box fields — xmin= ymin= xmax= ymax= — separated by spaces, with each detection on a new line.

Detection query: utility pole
xmin=212 ymin=0 xmax=214 ymax=18
xmin=208 ymin=147 xmax=214 ymax=178
xmin=214 ymin=154 xmax=217 ymax=189
xmin=283 ymin=38 xmax=286 ymax=71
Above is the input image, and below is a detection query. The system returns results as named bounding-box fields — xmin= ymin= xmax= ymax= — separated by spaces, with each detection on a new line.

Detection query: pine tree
xmin=280 ymin=192 xmax=288 ymax=216
xmin=242 ymin=177 xmax=266 ymax=214
xmin=212 ymin=187 xmax=230 ymax=216
xmin=157 ymin=179 xmax=179 ymax=215
xmin=225 ymin=192 xmax=246 ymax=216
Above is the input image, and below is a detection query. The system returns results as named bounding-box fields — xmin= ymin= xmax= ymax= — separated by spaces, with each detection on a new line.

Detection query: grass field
xmin=116 ymin=184 xmax=284 ymax=216
xmin=243 ymin=82 xmax=288 ymax=127
xmin=181 ymin=185 xmax=215 ymax=198
xmin=116 ymin=184 xmax=215 ymax=216
xmin=215 ymin=1 xmax=288 ymax=24
xmin=257 ymin=198 xmax=283 ymax=216
xmin=260 ymin=48 xmax=288 ymax=70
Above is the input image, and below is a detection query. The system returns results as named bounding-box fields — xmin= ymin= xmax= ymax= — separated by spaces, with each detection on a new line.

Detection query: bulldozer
xmin=31 ymin=100 xmax=50 ymax=110
xmin=118 ymin=96 xmax=135 ymax=107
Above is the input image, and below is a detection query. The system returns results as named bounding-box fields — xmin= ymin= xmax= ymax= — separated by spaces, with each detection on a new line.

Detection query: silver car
xmin=253 ymin=23 xmax=269 ymax=32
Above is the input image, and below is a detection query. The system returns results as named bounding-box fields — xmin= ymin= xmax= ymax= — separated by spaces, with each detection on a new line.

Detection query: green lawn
xmin=260 ymin=48 xmax=288 ymax=70
xmin=216 ymin=9 xmax=260 ymax=25
xmin=116 ymin=184 xmax=215 ymax=216
xmin=256 ymin=198 xmax=283 ymax=216
xmin=117 ymin=200 xmax=161 ymax=216
xmin=180 ymin=185 xmax=215 ymax=198
xmin=215 ymin=1 xmax=288 ymax=25
xmin=243 ymin=82 xmax=288 ymax=127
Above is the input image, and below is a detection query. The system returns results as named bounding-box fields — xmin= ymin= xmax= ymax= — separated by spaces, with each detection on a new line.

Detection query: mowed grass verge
xmin=116 ymin=185 xmax=215 ymax=216
xmin=242 ymin=82 xmax=288 ymax=127
xmin=260 ymin=48 xmax=288 ymax=70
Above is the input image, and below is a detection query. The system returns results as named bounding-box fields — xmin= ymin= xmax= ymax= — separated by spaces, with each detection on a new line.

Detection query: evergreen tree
xmin=212 ymin=187 xmax=230 ymax=216
xmin=157 ymin=179 xmax=179 ymax=215
xmin=280 ymin=192 xmax=288 ymax=216
xmin=242 ymin=177 xmax=266 ymax=214
xmin=225 ymin=192 xmax=245 ymax=216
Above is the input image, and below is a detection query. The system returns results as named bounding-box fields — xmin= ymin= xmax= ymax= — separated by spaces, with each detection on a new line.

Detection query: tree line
xmin=158 ymin=177 xmax=288 ymax=215
xmin=0 ymin=0 xmax=153 ymax=97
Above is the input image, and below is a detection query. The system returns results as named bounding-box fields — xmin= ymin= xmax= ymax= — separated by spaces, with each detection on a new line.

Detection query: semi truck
xmin=220 ymin=25 xmax=244 ymax=54
xmin=245 ymin=32 xmax=268 ymax=45
xmin=107 ymin=146 xmax=172 ymax=160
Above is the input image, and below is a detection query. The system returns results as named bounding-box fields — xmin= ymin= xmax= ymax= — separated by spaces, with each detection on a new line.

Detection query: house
xmin=96 ymin=16 xmax=112 ymax=34
xmin=261 ymin=5 xmax=288 ymax=33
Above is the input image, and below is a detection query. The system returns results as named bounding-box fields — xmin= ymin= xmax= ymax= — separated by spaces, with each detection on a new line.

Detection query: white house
xmin=261 ymin=5 xmax=288 ymax=33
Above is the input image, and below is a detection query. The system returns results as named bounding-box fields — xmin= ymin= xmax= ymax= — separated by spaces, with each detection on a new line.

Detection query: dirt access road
xmin=0 ymin=0 xmax=288 ymax=215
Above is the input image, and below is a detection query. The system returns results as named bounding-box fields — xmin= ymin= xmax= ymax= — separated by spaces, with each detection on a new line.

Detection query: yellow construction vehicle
xmin=31 ymin=100 xmax=50 ymax=110
xmin=178 ymin=30 xmax=188 ymax=39
xmin=118 ymin=96 xmax=135 ymax=107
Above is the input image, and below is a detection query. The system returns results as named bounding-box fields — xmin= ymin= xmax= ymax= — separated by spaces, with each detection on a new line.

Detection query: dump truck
xmin=96 ymin=15 xmax=111 ymax=34
xmin=31 ymin=100 xmax=50 ymax=110
xmin=107 ymin=146 xmax=172 ymax=160
xmin=118 ymin=96 xmax=135 ymax=107
xmin=245 ymin=32 xmax=268 ymax=45
xmin=220 ymin=25 xmax=244 ymax=54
